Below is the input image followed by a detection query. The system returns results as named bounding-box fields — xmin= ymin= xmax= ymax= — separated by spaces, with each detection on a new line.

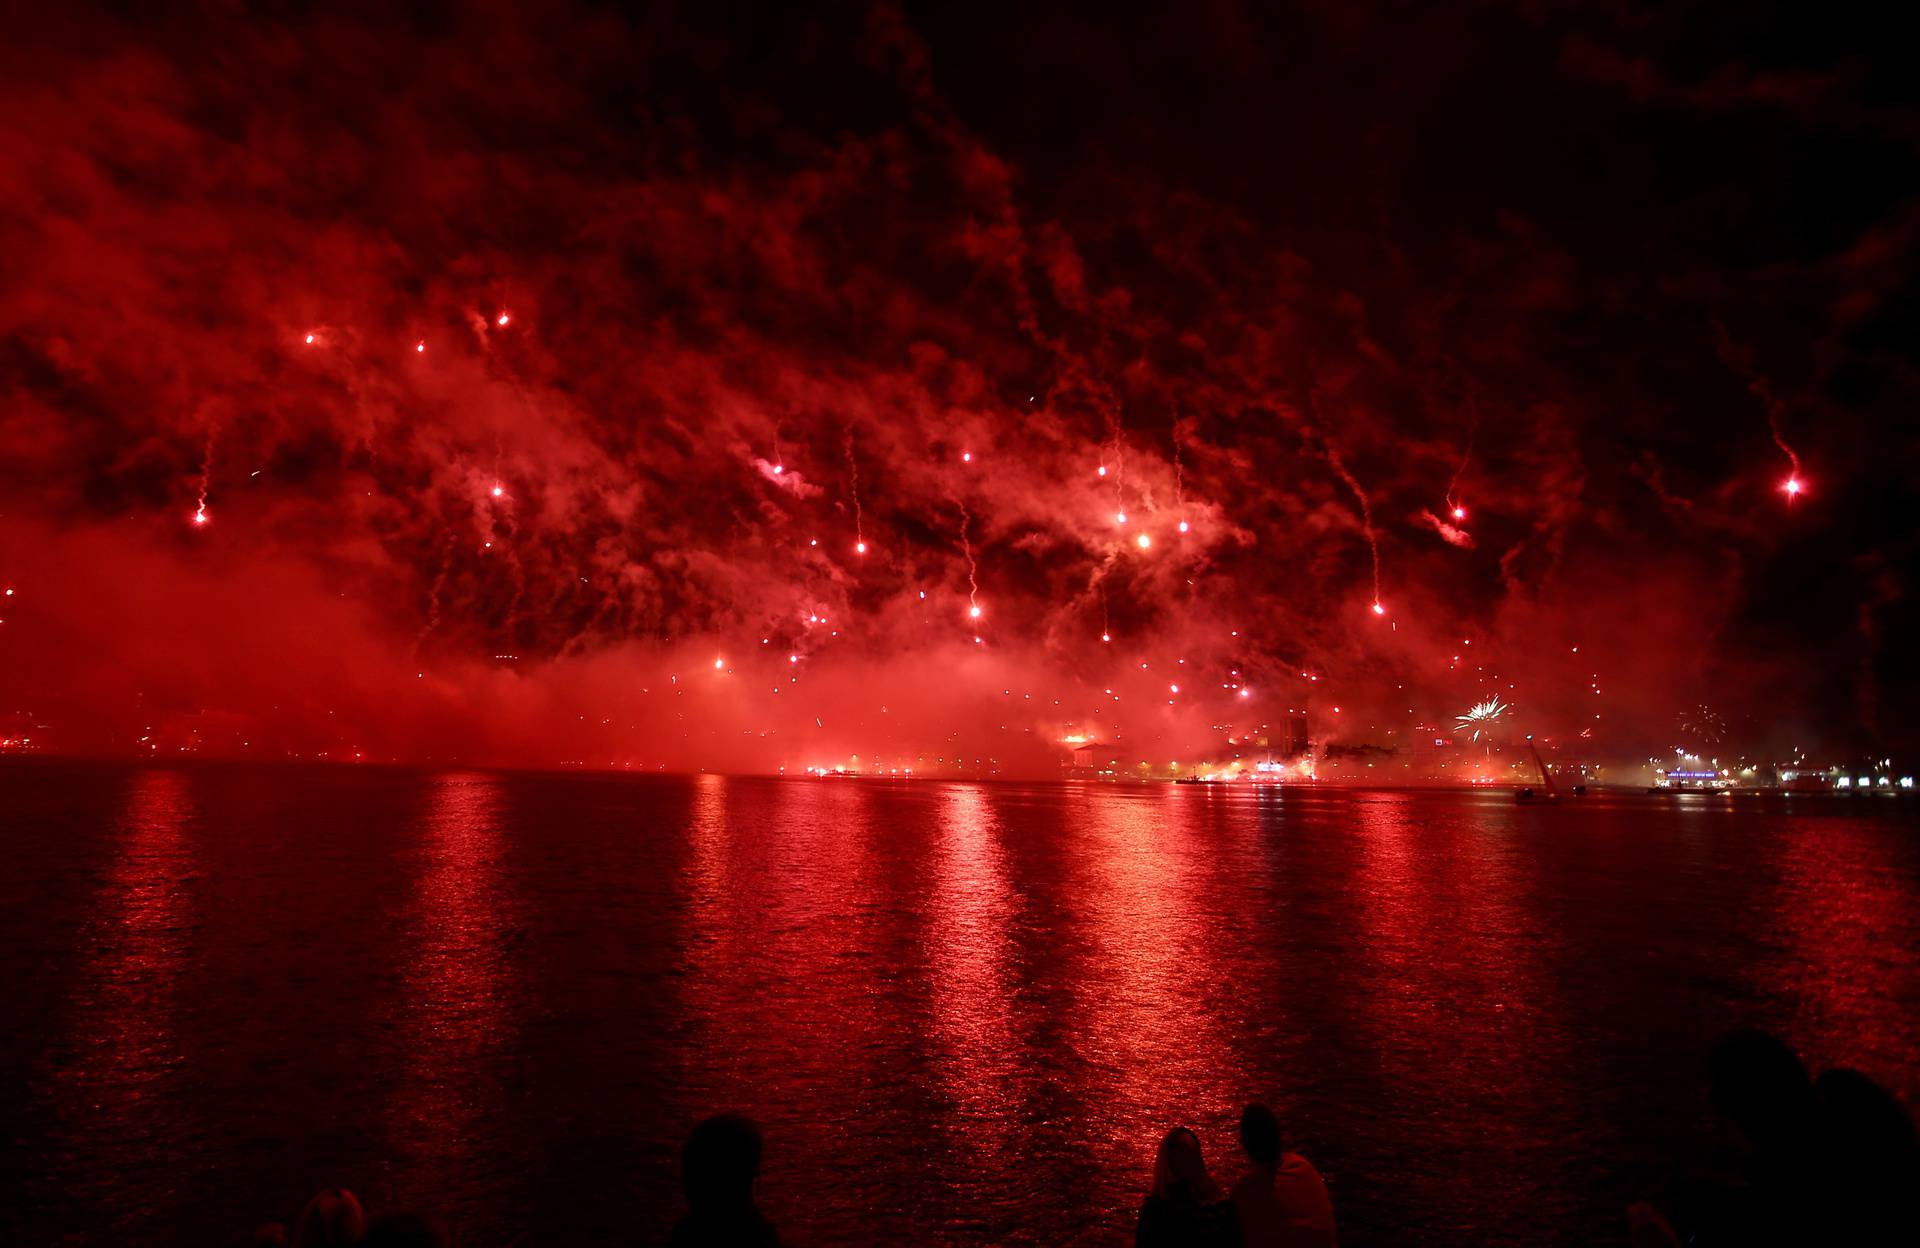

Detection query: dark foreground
xmin=2 ymin=762 xmax=1917 ymax=1244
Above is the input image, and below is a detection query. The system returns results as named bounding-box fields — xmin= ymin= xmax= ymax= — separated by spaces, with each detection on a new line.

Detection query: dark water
xmin=2 ymin=762 xmax=1918 ymax=1245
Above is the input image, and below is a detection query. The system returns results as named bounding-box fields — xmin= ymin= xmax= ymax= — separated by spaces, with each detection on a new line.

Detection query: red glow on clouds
xmin=0 ymin=2 xmax=1901 ymax=772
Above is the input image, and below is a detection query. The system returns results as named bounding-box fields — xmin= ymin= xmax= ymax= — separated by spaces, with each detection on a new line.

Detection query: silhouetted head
xmin=1151 ymin=1127 xmax=1221 ymax=1203
xmin=294 ymin=1188 xmax=366 ymax=1248
xmin=361 ymin=1212 xmax=453 ymax=1248
xmin=1708 ymin=1030 xmax=1814 ymax=1152
xmin=682 ymin=1113 xmax=764 ymax=1212
xmin=1818 ymin=1068 xmax=1919 ymax=1163
xmin=1239 ymin=1103 xmax=1284 ymax=1167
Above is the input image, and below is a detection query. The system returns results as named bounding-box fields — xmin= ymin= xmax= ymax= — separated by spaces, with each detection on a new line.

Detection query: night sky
xmin=2 ymin=2 xmax=1916 ymax=772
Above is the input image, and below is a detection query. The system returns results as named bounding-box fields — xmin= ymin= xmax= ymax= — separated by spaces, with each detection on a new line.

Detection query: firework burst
xmin=1454 ymin=696 xmax=1510 ymax=742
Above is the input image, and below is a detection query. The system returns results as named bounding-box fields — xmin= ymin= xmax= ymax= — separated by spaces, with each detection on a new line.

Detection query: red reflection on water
xmin=1335 ymin=792 xmax=1571 ymax=1234
xmin=1067 ymin=789 xmax=1236 ymax=1148
xmin=1343 ymin=793 xmax=1558 ymax=1064
xmin=385 ymin=772 xmax=516 ymax=1184
xmin=50 ymin=769 xmax=198 ymax=1211
xmin=673 ymin=777 xmax=892 ymax=1114
xmin=924 ymin=784 xmax=1019 ymax=1145
xmin=1770 ymin=815 xmax=1920 ymax=1091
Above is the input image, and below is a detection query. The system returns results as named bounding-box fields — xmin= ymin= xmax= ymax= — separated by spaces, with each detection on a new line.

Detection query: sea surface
xmin=2 ymin=762 xmax=1917 ymax=1245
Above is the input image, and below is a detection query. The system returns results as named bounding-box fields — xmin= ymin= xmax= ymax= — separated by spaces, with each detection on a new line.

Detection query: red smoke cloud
xmin=0 ymin=4 xmax=1912 ymax=771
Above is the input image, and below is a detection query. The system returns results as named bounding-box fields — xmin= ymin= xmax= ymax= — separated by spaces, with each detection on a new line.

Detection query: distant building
xmin=0 ymin=710 xmax=49 ymax=753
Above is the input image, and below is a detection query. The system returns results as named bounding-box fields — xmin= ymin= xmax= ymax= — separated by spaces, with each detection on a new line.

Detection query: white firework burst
xmin=1454 ymin=696 xmax=1510 ymax=742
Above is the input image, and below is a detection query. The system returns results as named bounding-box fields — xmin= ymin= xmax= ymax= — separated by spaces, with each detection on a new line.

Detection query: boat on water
xmin=1516 ymin=736 xmax=1562 ymax=802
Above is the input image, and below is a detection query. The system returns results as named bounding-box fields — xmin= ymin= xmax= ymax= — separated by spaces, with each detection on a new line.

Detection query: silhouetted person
xmin=1231 ymin=1103 xmax=1334 ymax=1248
xmin=1816 ymin=1067 xmax=1920 ymax=1244
xmin=670 ymin=1113 xmax=779 ymax=1248
xmin=294 ymin=1188 xmax=366 ymax=1248
xmin=1136 ymin=1126 xmax=1237 ymax=1247
xmin=1708 ymin=1028 xmax=1821 ymax=1244
xmin=361 ymin=1212 xmax=454 ymax=1248
xmin=1629 ymin=1029 xmax=1822 ymax=1247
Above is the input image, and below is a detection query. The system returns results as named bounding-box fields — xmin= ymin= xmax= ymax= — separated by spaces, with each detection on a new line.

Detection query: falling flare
xmin=1783 ymin=476 xmax=1804 ymax=500
xmin=843 ymin=427 xmax=865 ymax=553
xmin=1177 ymin=520 xmax=1189 ymax=533
xmin=958 ymin=500 xmax=982 ymax=623
xmin=496 ymin=312 xmax=510 ymax=326
xmin=1372 ymin=601 xmax=1386 ymax=616
xmin=192 ymin=424 xmax=216 ymax=531
xmin=1135 ymin=533 xmax=1151 ymax=549
xmin=1452 ymin=506 xmax=1467 ymax=521
xmin=415 ymin=341 xmax=425 ymax=353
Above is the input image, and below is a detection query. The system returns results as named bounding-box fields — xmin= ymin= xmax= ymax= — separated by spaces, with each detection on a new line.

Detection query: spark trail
xmin=844 ymin=427 xmax=866 ymax=553
xmin=1445 ymin=398 xmax=1477 ymax=520
xmin=1324 ymin=441 xmax=1383 ymax=613
xmin=191 ymin=425 xmax=217 ymax=526
xmin=1172 ymin=417 xmax=1190 ymax=532
xmin=413 ymin=534 xmax=458 ymax=654
xmin=957 ymin=500 xmax=981 ymax=619
xmin=1712 ymin=319 xmax=1805 ymax=497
